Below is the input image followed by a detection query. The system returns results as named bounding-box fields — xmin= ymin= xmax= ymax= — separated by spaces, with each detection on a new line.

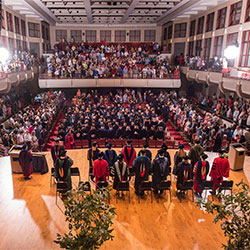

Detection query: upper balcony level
xmin=0 ymin=67 xmax=39 ymax=94
xmin=181 ymin=66 xmax=250 ymax=98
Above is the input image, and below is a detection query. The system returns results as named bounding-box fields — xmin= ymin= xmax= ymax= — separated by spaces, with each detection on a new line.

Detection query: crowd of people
xmin=0 ymin=91 xmax=64 ymax=156
xmin=57 ymin=89 xmax=171 ymax=146
xmin=0 ymin=50 xmax=39 ymax=78
xmin=47 ymin=42 xmax=179 ymax=79
xmin=52 ymin=138 xmax=230 ymax=200
xmin=198 ymin=93 xmax=250 ymax=128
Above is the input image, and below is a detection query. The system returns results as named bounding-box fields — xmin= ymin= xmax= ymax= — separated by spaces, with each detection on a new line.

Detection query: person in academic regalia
xmin=65 ymin=129 xmax=75 ymax=149
xmin=160 ymin=143 xmax=171 ymax=167
xmin=193 ymin=153 xmax=210 ymax=196
xmin=121 ymin=140 xmax=136 ymax=169
xmin=151 ymin=149 xmax=170 ymax=194
xmin=19 ymin=144 xmax=33 ymax=180
xmin=173 ymin=144 xmax=186 ymax=175
xmin=104 ymin=143 xmax=117 ymax=171
xmin=213 ymin=131 xmax=222 ymax=152
xmin=132 ymin=150 xmax=151 ymax=195
xmin=54 ymin=150 xmax=73 ymax=189
xmin=93 ymin=152 xmax=109 ymax=190
xmin=209 ymin=150 xmax=230 ymax=194
xmin=111 ymin=154 xmax=130 ymax=192
xmin=188 ymin=140 xmax=204 ymax=171
xmin=87 ymin=141 xmax=100 ymax=181
xmin=51 ymin=137 xmax=64 ymax=165
xmin=155 ymin=126 xmax=164 ymax=141
xmin=176 ymin=156 xmax=192 ymax=192
xmin=138 ymin=142 xmax=152 ymax=161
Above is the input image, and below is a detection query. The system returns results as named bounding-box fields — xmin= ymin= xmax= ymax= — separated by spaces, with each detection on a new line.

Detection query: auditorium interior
xmin=1 ymin=0 xmax=250 ymax=249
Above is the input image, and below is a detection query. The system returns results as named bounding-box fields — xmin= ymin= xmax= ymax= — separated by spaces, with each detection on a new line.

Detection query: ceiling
xmin=3 ymin=0 xmax=228 ymax=26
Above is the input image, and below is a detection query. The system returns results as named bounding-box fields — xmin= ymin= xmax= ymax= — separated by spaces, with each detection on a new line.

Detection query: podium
xmin=228 ymin=143 xmax=246 ymax=171
xmin=9 ymin=146 xmax=49 ymax=174
xmin=9 ymin=146 xmax=23 ymax=174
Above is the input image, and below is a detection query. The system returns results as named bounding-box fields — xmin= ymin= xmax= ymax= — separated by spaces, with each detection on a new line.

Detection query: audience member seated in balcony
xmin=47 ymin=41 xmax=179 ymax=79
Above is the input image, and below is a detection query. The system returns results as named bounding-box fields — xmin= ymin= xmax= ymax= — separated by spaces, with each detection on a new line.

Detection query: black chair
xmin=70 ymin=167 xmax=81 ymax=183
xmin=178 ymin=180 xmax=194 ymax=202
xmin=78 ymin=181 xmax=91 ymax=193
xmin=97 ymin=181 xmax=108 ymax=190
xmin=202 ymin=180 xmax=214 ymax=199
xmin=156 ymin=180 xmax=172 ymax=202
xmin=219 ymin=180 xmax=234 ymax=195
xmin=56 ymin=181 xmax=70 ymax=204
xmin=116 ymin=181 xmax=130 ymax=203
xmin=50 ymin=167 xmax=57 ymax=187
xmin=138 ymin=181 xmax=153 ymax=203
xmin=88 ymin=166 xmax=95 ymax=183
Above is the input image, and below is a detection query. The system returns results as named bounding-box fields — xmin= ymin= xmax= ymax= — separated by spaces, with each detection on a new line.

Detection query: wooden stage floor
xmin=0 ymin=148 xmax=249 ymax=250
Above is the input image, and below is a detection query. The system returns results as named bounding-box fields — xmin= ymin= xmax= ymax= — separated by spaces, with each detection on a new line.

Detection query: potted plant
xmin=55 ymin=184 xmax=116 ymax=250
xmin=199 ymin=181 xmax=250 ymax=250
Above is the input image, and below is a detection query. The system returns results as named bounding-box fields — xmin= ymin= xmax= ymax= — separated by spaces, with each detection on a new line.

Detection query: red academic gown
xmin=121 ymin=146 xmax=136 ymax=168
xmin=19 ymin=150 xmax=33 ymax=178
xmin=209 ymin=156 xmax=230 ymax=191
xmin=93 ymin=159 xmax=109 ymax=190
xmin=65 ymin=133 xmax=75 ymax=149
xmin=193 ymin=160 xmax=209 ymax=194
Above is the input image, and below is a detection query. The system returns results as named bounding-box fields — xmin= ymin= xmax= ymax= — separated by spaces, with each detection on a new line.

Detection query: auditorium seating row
xmin=74 ymin=138 xmax=179 ymax=149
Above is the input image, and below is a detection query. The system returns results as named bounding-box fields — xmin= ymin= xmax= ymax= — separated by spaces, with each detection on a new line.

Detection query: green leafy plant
xmin=55 ymin=184 xmax=116 ymax=250
xmin=199 ymin=181 xmax=250 ymax=250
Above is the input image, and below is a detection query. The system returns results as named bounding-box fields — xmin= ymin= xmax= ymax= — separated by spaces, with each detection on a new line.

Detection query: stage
xmin=0 ymin=148 xmax=249 ymax=250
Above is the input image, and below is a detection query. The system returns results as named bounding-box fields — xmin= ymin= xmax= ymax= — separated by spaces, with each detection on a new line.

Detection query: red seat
xmin=82 ymin=140 xmax=89 ymax=148
xmin=138 ymin=139 xmax=146 ymax=148
xmin=131 ymin=139 xmax=139 ymax=148
xmin=75 ymin=140 xmax=82 ymax=149
xmin=148 ymin=139 xmax=156 ymax=148
xmin=97 ymin=139 xmax=106 ymax=148
xmin=113 ymin=139 xmax=124 ymax=148
xmin=156 ymin=140 xmax=163 ymax=148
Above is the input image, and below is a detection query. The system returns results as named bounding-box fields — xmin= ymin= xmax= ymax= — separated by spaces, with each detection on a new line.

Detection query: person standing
xmin=132 ymin=150 xmax=151 ymax=196
xmin=193 ymin=154 xmax=210 ymax=196
xmin=93 ymin=152 xmax=110 ymax=190
xmin=65 ymin=129 xmax=75 ymax=149
xmin=54 ymin=150 xmax=73 ymax=189
xmin=121 ymin=140 xmax=136 ymax=169
xmin=51 ymin=137 xmax=64 ymax=165
xmin=151 ymin=150 xmax=170 ymax=194
xmin=176 ymin=156 xmax=192 ymax=192
xmin=111 ymin=154 xmax=130 ymax=194
xmin=173 ymin=144 xmax=186 ymax=175
xmin=87 ymin=141 xmax=100 ymax=181
xmin=188 ymin=140 xmax=204 ymax=171
xmin=104 ymin=143 xmax=117 ymax=172
xmin=138 ymin=142 xmax=152 ymax=161
xmin=19 ymin=144 xmax=33 ymax=180
xmin=161 ymin=143 xmax=171 ymax=167
xmin=209 ymin=150 xmax=230 ymax=194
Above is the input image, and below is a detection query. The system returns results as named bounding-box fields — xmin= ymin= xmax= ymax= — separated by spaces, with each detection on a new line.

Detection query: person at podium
xmin=19 ymin=144 xmax=33 ymax=180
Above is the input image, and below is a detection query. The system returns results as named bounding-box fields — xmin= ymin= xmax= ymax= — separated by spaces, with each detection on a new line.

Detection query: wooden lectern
xmin=228 ymin=143 xmax=246 ymax=171
xmin=9 ymin=146 xmax=23 ymax=174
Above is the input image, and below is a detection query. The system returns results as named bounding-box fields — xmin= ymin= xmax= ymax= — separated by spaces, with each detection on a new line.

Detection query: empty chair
xmin=82 ymin=140 xmax=89 ymax=148
xmin=70 ymin=167 xmax=81 ymax=182
xmin=56 ymin=181 xmax=70 ymax=204
xmin=138 ymin=139 xmax=146 ymax=148
xmin=78 ymin=181 xmax=91 ymax=193
xmin=131 ymin=139 xmax=139 ymax=148
xmin=148 ymin=139 xmax=156 ymax=148
xmin=156 ymin=180 xmax=172 ymax=202
xmin=50 ymin=167 xmax=57 ymax=187
xmin=116 ymin=181 xmax=130 ymax=203
xmin=202 ymin=180 xmax=214 ymax=199
xmin=114 ymin=139 xmax=124 ymax=148
xmin=138 ymin=181 xmax=153 ymax=203
xmin=219 ymin=180 xmax=234 ymax=195
xmin=178 ymin=180 xmax=194 ymax=202
xmin=97 ymin=181 xmax=108 ymax=190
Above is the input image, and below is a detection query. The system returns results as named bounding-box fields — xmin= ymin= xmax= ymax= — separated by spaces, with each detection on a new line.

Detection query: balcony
xmin=38 ymin=77 xmax=181 ymax=89
xmin=0 ymin=67 xmax=38 ymax=94
xmin=181 ymin=66 xmax=250 ymax=97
